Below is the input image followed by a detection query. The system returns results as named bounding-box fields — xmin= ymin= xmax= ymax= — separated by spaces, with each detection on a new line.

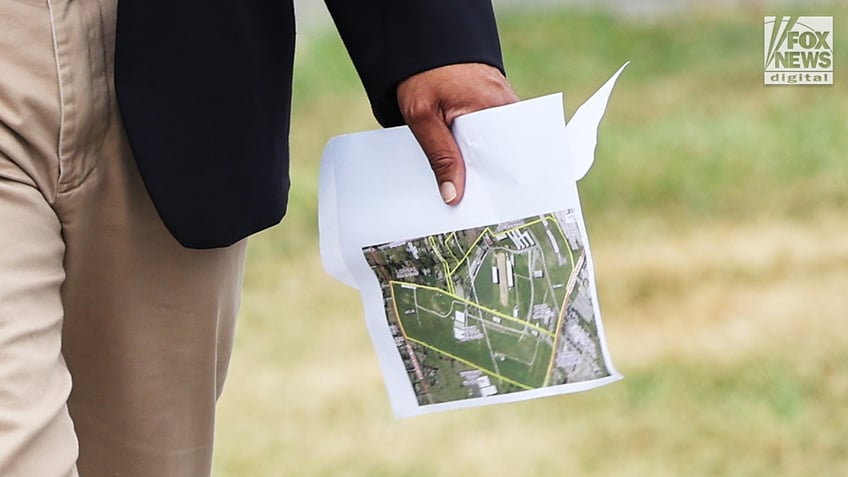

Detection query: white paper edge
xmin=568 ymin=62 xmax=629 ymax=180
xmin=399 ymin=375 xmax=622 ymax=418
xmin=318 ymin=137 xmax=357 ymax=287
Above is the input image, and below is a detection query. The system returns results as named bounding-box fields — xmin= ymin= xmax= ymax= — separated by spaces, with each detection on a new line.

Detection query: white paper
xmin=318 ymin=64 xmax=627 ymax=417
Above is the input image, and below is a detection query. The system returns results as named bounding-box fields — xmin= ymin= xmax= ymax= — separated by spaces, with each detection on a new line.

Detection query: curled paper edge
xmin=567 ymin=62 xmax=629 ymax=181
xmin=318 ymin=137 xmax=358 ymax=288
xmin=319 ymin=63 xmax=629 ymax=286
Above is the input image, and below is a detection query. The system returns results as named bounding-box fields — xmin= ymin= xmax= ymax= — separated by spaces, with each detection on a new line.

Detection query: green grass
xmin=496 ymin=8 xmax=848 ymax=231
xmin=472 ymin=251 xmax=498 ymax=305
xmin=278 ymin=5 xmax=847 ymax=248
xmin=213 ymin=6 xmax=848 ymax=476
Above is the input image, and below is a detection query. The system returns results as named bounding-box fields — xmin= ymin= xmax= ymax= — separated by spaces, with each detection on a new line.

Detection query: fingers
xmin=397 ymin=63 xmax=520 ymax=205
xmin=402 ymin=101 xmax=466 ymax=204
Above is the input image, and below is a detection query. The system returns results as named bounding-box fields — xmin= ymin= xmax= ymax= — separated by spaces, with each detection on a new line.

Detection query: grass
xmin=213 ymin=5 xmax=847 ymax=476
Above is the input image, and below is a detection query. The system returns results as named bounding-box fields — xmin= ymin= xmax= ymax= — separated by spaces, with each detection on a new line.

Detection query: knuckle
xmin=401 ymin=100 xmax=436 ymax=124
xmin=427 ymin=152 xmax=455 ymax=175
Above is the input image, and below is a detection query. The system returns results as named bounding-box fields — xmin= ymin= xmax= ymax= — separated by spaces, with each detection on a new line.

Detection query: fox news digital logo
xmin=764 ymin=16 xmax=833 ymax=85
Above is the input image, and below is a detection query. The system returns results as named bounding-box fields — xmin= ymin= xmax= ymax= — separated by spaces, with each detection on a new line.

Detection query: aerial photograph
xmin=363 ymin=209 xmax=611 ymax=405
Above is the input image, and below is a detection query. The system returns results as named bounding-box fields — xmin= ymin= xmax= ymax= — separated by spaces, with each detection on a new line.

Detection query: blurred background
xmin=213 ymin=1 xmax=847 ymax=475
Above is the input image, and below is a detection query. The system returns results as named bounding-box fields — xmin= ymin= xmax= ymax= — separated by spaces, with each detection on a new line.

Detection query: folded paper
xmin=319 ymin=64 xmax=628 ymax=417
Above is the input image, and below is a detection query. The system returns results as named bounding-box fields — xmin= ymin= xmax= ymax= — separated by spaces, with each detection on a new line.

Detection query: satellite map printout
xmin=363 ymin=209 xmax=611 ymax=406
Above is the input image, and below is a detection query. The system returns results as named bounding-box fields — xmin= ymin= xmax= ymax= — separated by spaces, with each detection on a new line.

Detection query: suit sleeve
xmin=324 ymin=0 xmax=505 ymax=127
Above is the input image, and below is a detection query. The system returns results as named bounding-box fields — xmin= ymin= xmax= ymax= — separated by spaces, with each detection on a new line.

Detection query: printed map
xmin=363 ymin=209 xmax=610 ymax=405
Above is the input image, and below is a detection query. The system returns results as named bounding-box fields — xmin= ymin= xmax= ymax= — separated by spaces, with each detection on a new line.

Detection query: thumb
xmin=405 ymin=108 xmax=466 ymax=205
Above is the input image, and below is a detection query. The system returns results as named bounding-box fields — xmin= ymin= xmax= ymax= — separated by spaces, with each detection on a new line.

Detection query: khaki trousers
xmin=0 ymin=1 xmax=247 ymax=475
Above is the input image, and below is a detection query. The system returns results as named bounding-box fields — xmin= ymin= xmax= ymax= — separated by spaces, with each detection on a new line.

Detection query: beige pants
xmin=0 ymin=1 xmax=247 ymax=475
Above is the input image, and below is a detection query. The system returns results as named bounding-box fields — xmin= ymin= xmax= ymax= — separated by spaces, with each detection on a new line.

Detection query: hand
xmin=397 ymin=63 xmax=519 ymax=205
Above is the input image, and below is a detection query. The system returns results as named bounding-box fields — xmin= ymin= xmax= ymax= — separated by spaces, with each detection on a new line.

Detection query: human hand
xmin=397 ymin=63 xmax=519 ymax=205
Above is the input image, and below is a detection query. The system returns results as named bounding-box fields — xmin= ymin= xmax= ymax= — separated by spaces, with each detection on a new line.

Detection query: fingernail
xmin=440 ymin=181 xmax=457 ymax=203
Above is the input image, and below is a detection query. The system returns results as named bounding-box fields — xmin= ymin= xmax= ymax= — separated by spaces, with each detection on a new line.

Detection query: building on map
xmin=453 ymin=310 xmax=484 ymax=342
xmin=395 ymin=266 xmax=419 ymax=279
xmin=406 ymin=241 xmax=420 ymax=259
xmin=477 ymin=376 xmax=498 ymax=397
xmin=532 ymin=304 xmax=555 ymax=326
xmin=561 ymin=220 xmax=581 ymax=251
xmin=454 ymin=310 xmax=466 ymax=325
xmin=572 ymin=291 xmax=594 ymax=321
xmin=496 ymin=253 xmax=509 ymax=306
xmin=491 ymin=266 xmax=499 ymax=284
xmin=507 ymin=229 xmax=535 ymax=249
xmin=453 ymin=311 xmax=467 ymax=341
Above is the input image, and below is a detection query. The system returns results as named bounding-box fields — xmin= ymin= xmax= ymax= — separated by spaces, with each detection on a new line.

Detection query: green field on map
xmin=363 ymin=210 xmax=609 ymax=405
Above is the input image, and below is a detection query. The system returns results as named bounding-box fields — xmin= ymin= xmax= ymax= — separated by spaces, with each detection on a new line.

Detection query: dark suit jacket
xmin=115 ymin=0 xmax=504 ymax=249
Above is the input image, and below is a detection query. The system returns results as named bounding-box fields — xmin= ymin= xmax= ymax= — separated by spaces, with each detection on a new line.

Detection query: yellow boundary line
xmin=444 ymin=232 xmax=461 ymax=263
xmin=428 ymin=236 xmax=444 ymax=263
xmin=449 ymin=227 xmax=490 ymax=275
xmin=448 ymin=219 xmax=545 ymax=275
xmin=445 ymin=240 xmax=460 ymax=264
xmin=386 ymin=212 xmax=586 ymax=389
xmin=404 ymin=336 xmax=533 ymax=390
xmin=429 ymin=236 xmax=455 ymax=294
xmin=389 ymin=284 xmax=409 ymax=339
xmin=390 ymin=284 xmax=432 ymax=397
xmin=535 ymin=213 xmax=581 ymax=386
xmin=390 ymin=281 xmax=554 ymax=339
xmin=542 ymin=251 xmax=586 ymax=386
xmin=495 ymin=218 xmax=544 ymax=236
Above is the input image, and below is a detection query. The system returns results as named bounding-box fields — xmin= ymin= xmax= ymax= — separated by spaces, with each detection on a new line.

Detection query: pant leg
xmin=48 ymin=0 xmax=248 ymax=475
xmin=58 ymin=112 xmax=247 ymax=475
xmin=0 ymin=2 xmax=78 ymax=475
xmin=0 ymin=0 xmax=245 ymax=474
xmin=59 ymin=146 xmax=247 ymax=475
xmin=0 ymin=165 xmax=78 ymax=477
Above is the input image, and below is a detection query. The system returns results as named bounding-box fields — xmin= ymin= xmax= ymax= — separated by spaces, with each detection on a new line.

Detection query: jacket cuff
xmin=325 ymin=0 xmax=505 ymax=127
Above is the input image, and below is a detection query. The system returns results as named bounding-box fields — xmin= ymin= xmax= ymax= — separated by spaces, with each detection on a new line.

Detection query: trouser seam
xmin=46 ymin=0 xmax=67 ymax=200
